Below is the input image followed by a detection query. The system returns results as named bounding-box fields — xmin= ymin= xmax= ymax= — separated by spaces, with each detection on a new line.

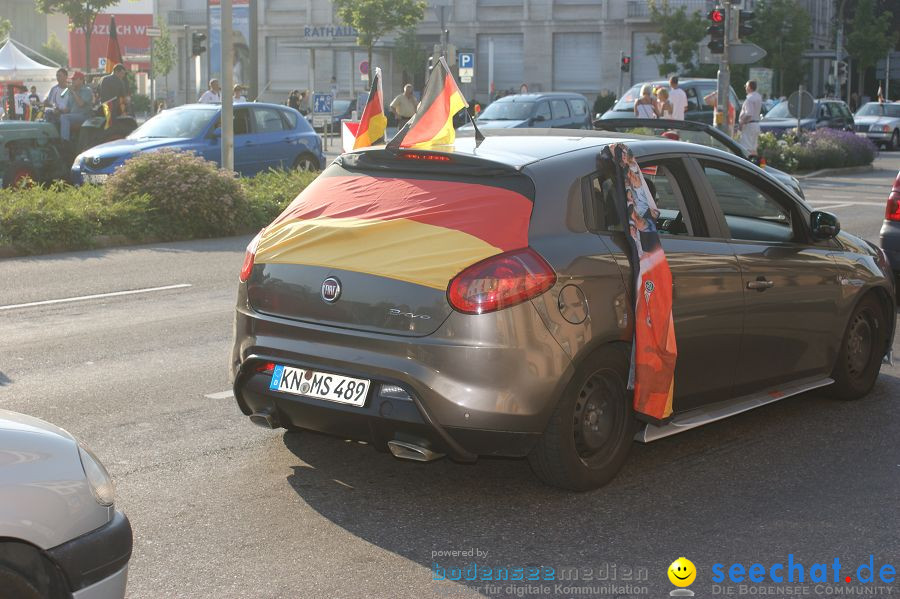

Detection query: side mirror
xmin=532 ymin=114 xmax=547 ymax=123
xmin=811 ymin=210 xmax=840 ymax=239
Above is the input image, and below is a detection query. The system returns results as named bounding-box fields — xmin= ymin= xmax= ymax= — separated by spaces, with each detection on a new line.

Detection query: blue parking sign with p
xmin=459 ymin=53 xmax=474 ymax=70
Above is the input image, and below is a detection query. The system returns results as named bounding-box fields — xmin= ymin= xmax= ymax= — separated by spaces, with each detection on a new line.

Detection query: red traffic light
xmin=708 ymin=8 xmax=724 ymax=22
xmin=622 ymin=56 xmax=631 ymax=65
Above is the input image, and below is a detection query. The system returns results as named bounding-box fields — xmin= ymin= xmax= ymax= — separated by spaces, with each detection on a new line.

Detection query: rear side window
xmin=253 ymin=107 xmax=287 ymax=133
xmin=570 ymin=99 xmax=588 ymax=117
xmin=280 ymin=110 xmax=298 ymax=129
xmin=551 ymin=99 xmax=570 ymax=120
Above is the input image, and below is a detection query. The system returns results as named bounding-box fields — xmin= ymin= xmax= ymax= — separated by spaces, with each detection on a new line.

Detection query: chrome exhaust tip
xmin=387 ymin=440 xmax=444 ymax=462
xmin=249 ymin=409 xmax=279 ymax=429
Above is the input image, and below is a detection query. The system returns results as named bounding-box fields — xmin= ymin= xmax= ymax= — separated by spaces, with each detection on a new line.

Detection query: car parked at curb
xmin=231 ymin=129 xmax=895 ymax=491
xmin=0 ymin=409 xmax=132 ymax=598
xmin=71 ymin=103 xmax=324 ymax=184
xmin=592 ymin=117 xmax=804 ymax=198
xmin=853 ymin=102 xmax=900 ymax=150
xmin=458 ymin=93 xmax=592 ymax=131
xmin=760 ymin=99 xmax=854 ymax=136
xmin=599 ymin=79 xmax=740 ymax=125
xmin=879 ymin=168 xmax=900 ymax=280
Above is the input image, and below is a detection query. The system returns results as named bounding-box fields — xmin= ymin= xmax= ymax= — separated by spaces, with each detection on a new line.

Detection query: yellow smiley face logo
xmin=668 ymin=557 xmax=696 ymax=587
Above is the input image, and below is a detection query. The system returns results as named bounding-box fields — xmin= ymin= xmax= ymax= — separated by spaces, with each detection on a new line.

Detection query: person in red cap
xmin=60 ymin=71 xmax=95 ymax=141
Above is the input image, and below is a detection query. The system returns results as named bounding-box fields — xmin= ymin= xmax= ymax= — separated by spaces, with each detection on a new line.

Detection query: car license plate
xmin=84 ymin=173 xmax=109 ymax=184
xmin=269 ymin=365 xmax=370 ymax=407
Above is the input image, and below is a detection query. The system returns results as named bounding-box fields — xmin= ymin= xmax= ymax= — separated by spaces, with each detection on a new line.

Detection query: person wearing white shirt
xmin=233 ymin=84 xmax=247 ymax=103
xmin=668 ymin=75 xmax=688 ymax=121
xmin=198 ymin=79 xmax=222 ymax=104
xmin=739 ymin=80 xmax=763 ymax=156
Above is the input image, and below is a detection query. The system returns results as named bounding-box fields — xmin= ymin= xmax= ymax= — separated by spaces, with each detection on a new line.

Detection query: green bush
xmin=132 ymin=93 xmax=152 ymax=114
xmin=592 ymin=91 xmax=617 ymax=117
xmin=103 ymin=149 xmax=248 ymax=240
xmin=0 ymin=156 xmax=320 ymax=255
xmin=757 ymin=129 xmax=877 ymax=173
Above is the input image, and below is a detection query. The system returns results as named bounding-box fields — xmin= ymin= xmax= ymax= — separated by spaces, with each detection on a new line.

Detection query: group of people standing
xmin=198 ymin=79 xmax=249 ymax=105
xmin=633 ymin=76 xmax=689 ymax=120
xmin=631 ymin=75 xmax=763 ymax=155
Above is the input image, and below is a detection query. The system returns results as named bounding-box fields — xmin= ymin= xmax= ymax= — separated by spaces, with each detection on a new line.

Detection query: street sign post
xmin=313 ymin=93 xmax=334 ymax=149
xmin=145 ymin=27 xmax=161 ymax=38
xmin=359 ymin=60 xmax=369 ymax=82
xmin=727 ymin=42 xmax=766 ymax=65
xmin=459 ymin=52 xmax=474 ymax=84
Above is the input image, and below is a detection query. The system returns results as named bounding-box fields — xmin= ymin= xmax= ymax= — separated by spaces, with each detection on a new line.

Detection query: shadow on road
xmin=281 ymin=376 xmax=899 ymax=596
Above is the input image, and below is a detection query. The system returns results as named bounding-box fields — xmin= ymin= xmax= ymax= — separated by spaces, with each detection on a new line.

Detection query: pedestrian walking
xmin=634 ymin=84 xmax=659 ymax=119
xmin=198 ymin=79 xmax=222 ymax=104
xmin=390 ymin=84 xmax=417 ymax=129
xmin=288 ymin=89 xmax=301 ymax=112
xmin=667 ymin=76 xmax=688 ymax=120
xmin=656 ymin=87 xmax=673 ymax=119
xmin=738 ymin=79 xmax=762 ymax=157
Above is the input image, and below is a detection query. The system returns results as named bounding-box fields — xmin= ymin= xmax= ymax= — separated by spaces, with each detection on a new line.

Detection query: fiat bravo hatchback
xmin=231 ymin=129 xmax=895 ymax=491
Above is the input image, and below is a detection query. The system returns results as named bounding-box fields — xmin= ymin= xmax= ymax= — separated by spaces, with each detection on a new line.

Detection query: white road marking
xmin=205 ymin=390 xmax=234 ymax=400
xmin=0 ymin=283 xmax=192 ymax=311
xmin=810 ymin=203 xmax=854 ymax=211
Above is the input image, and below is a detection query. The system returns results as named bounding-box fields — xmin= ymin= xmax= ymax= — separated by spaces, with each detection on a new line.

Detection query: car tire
xmin=889 ymin=130 xmax=899 ymax=152
xmin=828 ymin=294 xmax=888 ymax=400
xmin=0 ymin=564 xmax=43 ymax=599
xmin=528 ymin=344 xmax=635 ymax=491
xmin=293 ymin=153 xmax=319 ymax=172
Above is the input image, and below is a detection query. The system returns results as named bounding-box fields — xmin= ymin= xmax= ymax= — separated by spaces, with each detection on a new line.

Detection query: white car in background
xmin=853 ymin=102 xmax=900 ymax=150
xmin=0 ymin=410 xmax=132 ymax=599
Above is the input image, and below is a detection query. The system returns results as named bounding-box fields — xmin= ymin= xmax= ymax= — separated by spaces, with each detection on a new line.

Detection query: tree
xmin=395 ymin=28 xmax=426 ymax=86
xmin=0 ymin=18 xmax=11 ymax=41
xmin=646 ymin=0 xmax=709 ymax=76
xmin=151 ymin=21 xmax=177 ymax=93
xmin=40 ymin=32 xmax=69 ymax=67
xmin=35 ymin=0 xmax=119 ymax=72
xmin=746 ymin=0 xmax=811 ymax=96
xmin=333 ymin=0 xmax=426 ymax=83
xmin=846 ymin=0 xmax=897 ymax=96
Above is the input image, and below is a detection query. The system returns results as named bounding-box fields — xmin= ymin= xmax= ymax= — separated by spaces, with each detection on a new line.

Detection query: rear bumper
xmin=47 ymin=510 xmax=132 ymax=596
xmin=880 ymin=220 xmax=900 ymax=275
xmin=231 ymin=294 xmax=573 ymax=460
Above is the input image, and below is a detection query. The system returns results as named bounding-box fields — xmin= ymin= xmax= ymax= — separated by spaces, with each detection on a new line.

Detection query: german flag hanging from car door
xmin=601 ymin=143 xmax=677 ymax=423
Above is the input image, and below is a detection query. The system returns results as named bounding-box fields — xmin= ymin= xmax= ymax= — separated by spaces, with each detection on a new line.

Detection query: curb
xmin=795 ymin=164 xmax=875 ymax=179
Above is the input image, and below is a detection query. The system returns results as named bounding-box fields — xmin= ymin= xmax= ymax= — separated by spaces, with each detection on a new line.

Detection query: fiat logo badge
xmin=321 ymin=277 xmax=341 ymax=303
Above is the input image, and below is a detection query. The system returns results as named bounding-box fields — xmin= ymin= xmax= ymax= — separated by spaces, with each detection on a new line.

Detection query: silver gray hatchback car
xmin=231 ymin=129 xmax=895 ymax=491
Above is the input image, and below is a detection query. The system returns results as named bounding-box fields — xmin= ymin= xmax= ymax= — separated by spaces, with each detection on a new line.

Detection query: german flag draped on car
xmin=387 ymin=56 xmax=468 ymax=149
xmin=600 ymin=143 xmax=677 ymax=424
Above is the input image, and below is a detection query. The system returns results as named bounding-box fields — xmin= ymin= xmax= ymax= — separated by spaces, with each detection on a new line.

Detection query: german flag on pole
xmin=105 ymin=16 xmax=124 ymax=73
xmin=387 ymin=56 xmax=467 ymax=149
xmin=352 ymin=67 xmax=387 ymax=149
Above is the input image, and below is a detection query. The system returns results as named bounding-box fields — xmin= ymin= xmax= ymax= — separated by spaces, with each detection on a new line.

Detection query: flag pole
xmin=468 ymin=109 xmax=485 ymax=145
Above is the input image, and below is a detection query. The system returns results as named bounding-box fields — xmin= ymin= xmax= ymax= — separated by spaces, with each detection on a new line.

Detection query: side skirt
xmin=635 ymin=376 xmax=835 ymax=443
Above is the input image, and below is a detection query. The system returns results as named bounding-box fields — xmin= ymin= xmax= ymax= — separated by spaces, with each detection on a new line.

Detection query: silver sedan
xmin=853 ymin=102 xmax=900 ymax=150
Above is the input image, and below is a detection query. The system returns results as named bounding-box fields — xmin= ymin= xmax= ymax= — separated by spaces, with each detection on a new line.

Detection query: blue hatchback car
xmin=71 ymin=103 xmax=325 ymax=184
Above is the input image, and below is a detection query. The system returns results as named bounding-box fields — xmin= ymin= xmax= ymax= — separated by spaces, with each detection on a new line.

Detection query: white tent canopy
xmin=0 ymin=39 xmax=58 ymax=83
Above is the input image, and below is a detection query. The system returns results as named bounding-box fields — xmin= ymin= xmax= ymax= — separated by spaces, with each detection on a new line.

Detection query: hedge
xmin=0 ymin=151 xmax=318 ymax=256
xmin=757 ymin=129 xmax=877 ymax=173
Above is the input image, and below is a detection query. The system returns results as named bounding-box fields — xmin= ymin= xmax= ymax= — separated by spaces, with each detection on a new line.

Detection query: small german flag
xmin=105 ymin=15 xmax=124 ymax=74
xmin=387 ymin=56 xmax=467 ymax=149
xmin=102 ymin=99 xmax=114 ymax=129
xmin=353 ymin=67 xmax=387 ymax=149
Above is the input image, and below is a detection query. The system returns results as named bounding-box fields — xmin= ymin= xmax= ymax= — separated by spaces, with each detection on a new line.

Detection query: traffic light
xmin=707 ymin=7 xmax=725 ymax=54
xmin=191 ymin=32 xmax=207 ymax=57
xmin=427 ymin=56 xmax=435 ymax=74
xmin=620 ymin=55 xmax=631 ymax=72
xmin=738 ymin=10 xmax=754 ymax=38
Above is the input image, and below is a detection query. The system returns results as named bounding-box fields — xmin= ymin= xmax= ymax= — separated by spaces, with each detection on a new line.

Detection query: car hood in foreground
xmin=0 ymin=408 xmax=75 ymax=441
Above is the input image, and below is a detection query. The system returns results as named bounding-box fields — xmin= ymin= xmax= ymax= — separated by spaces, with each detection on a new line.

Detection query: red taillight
xmin=255 ymin=362 xmax=275 ymax=375
xmin=398 ymin=151 xmax=452 ymax=162
xmin=447 ymin=248 xmax=556 ymax=315
xmin=240 ymin=230 xmax=263 ymax=282
xmin=887 ymin=195 xmax=900 ymax=222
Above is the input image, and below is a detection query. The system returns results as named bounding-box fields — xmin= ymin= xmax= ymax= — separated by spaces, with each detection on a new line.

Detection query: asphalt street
xmin=0 ymin=153 xmax=898 ymax=599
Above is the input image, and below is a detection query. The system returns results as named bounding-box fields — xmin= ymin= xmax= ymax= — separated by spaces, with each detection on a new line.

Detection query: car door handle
xmin=747 ymin=278 xmax=775 ymax=291
xmin=243 ymin=140 xmax=254 ymax=146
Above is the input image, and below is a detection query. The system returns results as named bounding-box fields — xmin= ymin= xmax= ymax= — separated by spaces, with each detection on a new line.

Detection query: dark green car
xmin=0 ymin=121 xmax=70 ymax=188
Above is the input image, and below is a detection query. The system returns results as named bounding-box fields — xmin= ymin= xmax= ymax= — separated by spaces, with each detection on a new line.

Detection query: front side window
xmin=701 ymin=162 xmax=794 ymax=243
xmin=551 ymin=99 xmax=570 ymax=119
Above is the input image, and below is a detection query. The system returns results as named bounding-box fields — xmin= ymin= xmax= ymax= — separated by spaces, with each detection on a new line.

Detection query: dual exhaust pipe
xmin=250 ymin=410 xmax=444 ymax=462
